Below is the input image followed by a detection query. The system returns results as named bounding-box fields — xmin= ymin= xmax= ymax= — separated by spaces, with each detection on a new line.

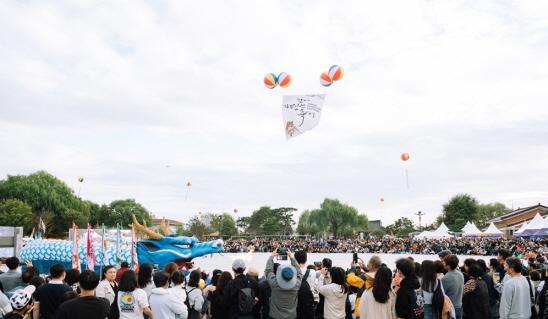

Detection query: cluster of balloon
xmin=320 ymin=65 xmax=344 ymax=87
xmin=263 ymin=72 xmax=292 ymax=89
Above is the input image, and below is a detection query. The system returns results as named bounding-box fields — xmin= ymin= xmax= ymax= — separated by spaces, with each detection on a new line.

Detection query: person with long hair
xmin=96 ymin=265 xmax=119 ymax=319
xmin=316 ymin=266 xmax=348 ymax=319
xmin=117 ymin=270 xmax=152 ymax=319
xmin=359 ymin=266 xmax=396 ymax=319
xmin=394 ymin=258 xmax=420 ymax=319
xmin=186 ymin=270 xmax=205 ymax=319
xmin=421 ymin=260 xmax=444 ymax=319
xmin=137 ymin=263 xmax=154 ymax=298
xmin=462 ymin=263 xmax=489 ymax=319
xmin=208 ymin=271 xmax=232 ymax=319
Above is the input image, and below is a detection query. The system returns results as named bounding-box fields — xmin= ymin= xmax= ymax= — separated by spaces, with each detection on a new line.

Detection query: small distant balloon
xmin=328 ymin=65 xmax=344 ymax=81
xmin=263 ymin=73 xmax=278 ymax=89
xmin=186 ymin=181 xmax=192 ymax=187
xmin=233 ymin=209 xmax=238 ymax=213
xmin=78 ymin=177 xmax=84 ymax=182
xmin=277 ymin=72 xmax=291 ymax=88
xmin=320 ymin=72 xmax=333 ymax=87
xmin=380 ymin=198 xmax=384 ymax=202
xmin=401 ymin=153 xmax=410 ymax=161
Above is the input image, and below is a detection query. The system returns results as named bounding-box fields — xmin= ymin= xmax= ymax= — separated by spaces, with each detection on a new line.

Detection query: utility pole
xmin=415 ymin=211 xmax=425 ymax=231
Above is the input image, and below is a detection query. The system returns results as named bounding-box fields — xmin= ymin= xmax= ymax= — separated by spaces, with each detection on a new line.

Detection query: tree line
xmin=0 ymin=171 xmax=510 ymax=239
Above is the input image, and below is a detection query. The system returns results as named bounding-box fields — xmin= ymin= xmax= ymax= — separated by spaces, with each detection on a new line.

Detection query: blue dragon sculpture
xmin=20 ymin=215 xmax=224 ymax=273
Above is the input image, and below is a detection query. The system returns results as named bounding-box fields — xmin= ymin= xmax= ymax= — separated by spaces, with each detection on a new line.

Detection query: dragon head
xmin=132 ymin=215 xmax=224 ymax=269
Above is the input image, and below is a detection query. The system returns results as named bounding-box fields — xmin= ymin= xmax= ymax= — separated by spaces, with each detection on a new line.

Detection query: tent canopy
xmin=482 ymin=222 xmax=504 ymax=237
xmin=461 ymin=221 xmax=482 ymax=237
xmin=415 ymin=223 xmax=453 ymax=239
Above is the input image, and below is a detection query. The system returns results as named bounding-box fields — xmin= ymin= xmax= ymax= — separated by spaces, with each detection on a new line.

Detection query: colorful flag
xmin=39 ymin=217 xmax=46 ymax=234
xmin=116 ymin=224 xmax=121 ymax=266
xmin=72 ymin=223 xmax=80 ymax=270
xmin=131 ymin=223 xmax=138 ymax=269
xmin=86 ymin=224 xmax=95 ymax=271
xmin=282 ymin=94 xmax=325 ymax=139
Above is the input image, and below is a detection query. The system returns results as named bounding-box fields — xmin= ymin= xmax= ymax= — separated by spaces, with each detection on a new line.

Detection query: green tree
xmin=297 ymin=199 xmax=368 ymax=237
xmin=477 ymin=202 xmax=509 ymax=228
xmin=245 ymin=207 xmax=296 ymax=235
xmin=442 ymin=194 xmax=479 ymax=232
xmin=0 ymin=199 xmax=33 ymax=229
xmin=210 ymin=213 xmax=238 ymax=237
xmin=187 ymin=216 xmax=208 ymax=240
xmin=0 ymin=171 xmax=90 ymax=237
xmin=386 ymin=217 xmax=415 ymax=237
xmin=106 ymin=199 xmax=152 ymax=228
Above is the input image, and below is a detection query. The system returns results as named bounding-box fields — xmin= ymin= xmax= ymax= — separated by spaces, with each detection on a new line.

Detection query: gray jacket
xmin=265 ymin=256 xmax=302 ymax=319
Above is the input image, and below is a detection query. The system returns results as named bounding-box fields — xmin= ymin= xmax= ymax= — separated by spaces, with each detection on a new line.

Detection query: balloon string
xmin=185 ymin=188 xmax=190 ymax=201
xmin=405 ymin=168 xmax=409 ymax=189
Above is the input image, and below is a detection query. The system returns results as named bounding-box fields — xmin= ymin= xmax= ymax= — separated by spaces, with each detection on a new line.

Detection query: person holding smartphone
xmin=264 ymin=248 xmax=302 ymax=319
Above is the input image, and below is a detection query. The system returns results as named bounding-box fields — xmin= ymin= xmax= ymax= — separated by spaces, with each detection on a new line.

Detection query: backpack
xmin=185 ymin=287 xmax=206 ymax=319
xmin=297 ymin=269 xmax=315 ymax=319
xmin=238 ymin=286 xmax=255 ymax=315
xmin=411 ymin=288 xmax=425 ymax=319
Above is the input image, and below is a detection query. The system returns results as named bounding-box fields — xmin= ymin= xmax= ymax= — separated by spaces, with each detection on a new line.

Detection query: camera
xmin=276 ymin=248 xmax=288 ymax=261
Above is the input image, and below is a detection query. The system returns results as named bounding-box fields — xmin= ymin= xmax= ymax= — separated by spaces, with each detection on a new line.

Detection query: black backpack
xmin=297 ymin=269 xmax=315 ymax=319
xmin=238 ymin=284 xmax=255 ymax=315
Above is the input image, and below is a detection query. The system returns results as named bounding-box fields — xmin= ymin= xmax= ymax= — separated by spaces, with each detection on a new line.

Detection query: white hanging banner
xmin=282 ymin=94 xmax=325 ymax=139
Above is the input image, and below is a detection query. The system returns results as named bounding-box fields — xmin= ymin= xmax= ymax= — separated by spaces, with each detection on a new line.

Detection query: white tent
xmin=462 ymin=221 xmax=482 ymax=237
xmin=521 ymin=213 xmax=545 ymax=234
xmin=437 ymin=222 xmax=449 ymax=233
xmin=482 ymin=222 xmax=504 ymax=237
xmin=514 ymin=221 xmax=529 ymax=235
xmin=415 ymin=223 xmax=453 ymax=239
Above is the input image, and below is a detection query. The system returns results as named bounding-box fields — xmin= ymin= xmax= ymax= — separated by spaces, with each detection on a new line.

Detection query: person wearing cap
xmin=3 ymin=285 xmax=35 ymax=319
xmin=264 ymin=248 xmax=302 ymax=319
xmin=222 ymin=258 xmax=259 ymax=319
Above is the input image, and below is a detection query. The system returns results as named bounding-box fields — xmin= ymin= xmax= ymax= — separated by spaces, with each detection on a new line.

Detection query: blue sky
xmin=1 ymin=1 xmax=548 ymax=226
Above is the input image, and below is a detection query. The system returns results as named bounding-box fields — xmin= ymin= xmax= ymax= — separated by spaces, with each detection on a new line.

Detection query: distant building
xmin=150 ymin=215 xmax=185 ymax=234
xmin=488 ymin=203 xmax=548 ymax=236
xmin=368 ymin=220 xmax=382 ymax=232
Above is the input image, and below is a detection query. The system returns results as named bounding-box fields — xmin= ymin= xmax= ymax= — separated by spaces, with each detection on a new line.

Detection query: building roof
xmin=488 ymin=203 xmax=548 ymax=223
xmin=152 ymin=218 xmax=185 ymax=226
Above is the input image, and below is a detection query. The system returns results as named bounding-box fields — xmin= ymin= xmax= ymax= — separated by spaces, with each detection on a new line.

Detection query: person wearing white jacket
xmin=96 ymin=265 xmax=119 ymax=319
xmin=150 ymin=271 xmax=188 ymax=319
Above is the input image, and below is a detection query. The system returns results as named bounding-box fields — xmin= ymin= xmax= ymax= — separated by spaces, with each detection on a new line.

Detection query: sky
xmin=1 ymin=1 xmax=548 ymax=227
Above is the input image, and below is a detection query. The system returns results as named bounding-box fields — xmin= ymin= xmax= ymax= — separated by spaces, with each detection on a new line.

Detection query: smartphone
xmin=493 ymin=272 xmax=500 ymax=284
xmin=276 ymin=248 xmax=288 ymax=261
xmin=353 ymin=253 xmax=358 ymax=263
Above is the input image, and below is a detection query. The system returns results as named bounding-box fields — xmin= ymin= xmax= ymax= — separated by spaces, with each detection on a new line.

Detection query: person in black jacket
xmin=221 ymin=259 xmax=260 ymax=319
xmin=462 ymin=263 xmax=489 ymax=319
xmin=394 ymin=258 xmax=420 ymax=319
xmin=209 ymin=271 xmax=232 ymax=319
xmin=476 ymin=259 xmax=499 ymax=319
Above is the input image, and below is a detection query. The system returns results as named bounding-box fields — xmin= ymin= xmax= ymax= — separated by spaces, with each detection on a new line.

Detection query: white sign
xmin=282 ymin=94 xmax=325 ymax=139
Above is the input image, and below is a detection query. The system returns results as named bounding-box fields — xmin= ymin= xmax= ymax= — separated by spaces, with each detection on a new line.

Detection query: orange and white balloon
xmin=320 ymin=72 xmax=333 ymax=87
xmin=401 ymin=153 xmax=410 ymax=161
xmin=328 ymin=65 xmax=344 ymax=81
xmin=277 ymin=72 xmax=291 ymax=88
xmin=263 ymin=73 xmax=278 ymax=89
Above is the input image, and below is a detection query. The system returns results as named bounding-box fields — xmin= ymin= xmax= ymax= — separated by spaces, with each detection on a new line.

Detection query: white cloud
xmin=1 ymin=1 xmax=548 ymax=226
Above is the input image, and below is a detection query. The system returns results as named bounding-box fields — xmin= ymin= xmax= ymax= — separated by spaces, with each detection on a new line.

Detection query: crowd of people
xmin=0 ymin=247 xmax=547 ymax=319
xmin=223 ymin=237 xmax=548 ymax=257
